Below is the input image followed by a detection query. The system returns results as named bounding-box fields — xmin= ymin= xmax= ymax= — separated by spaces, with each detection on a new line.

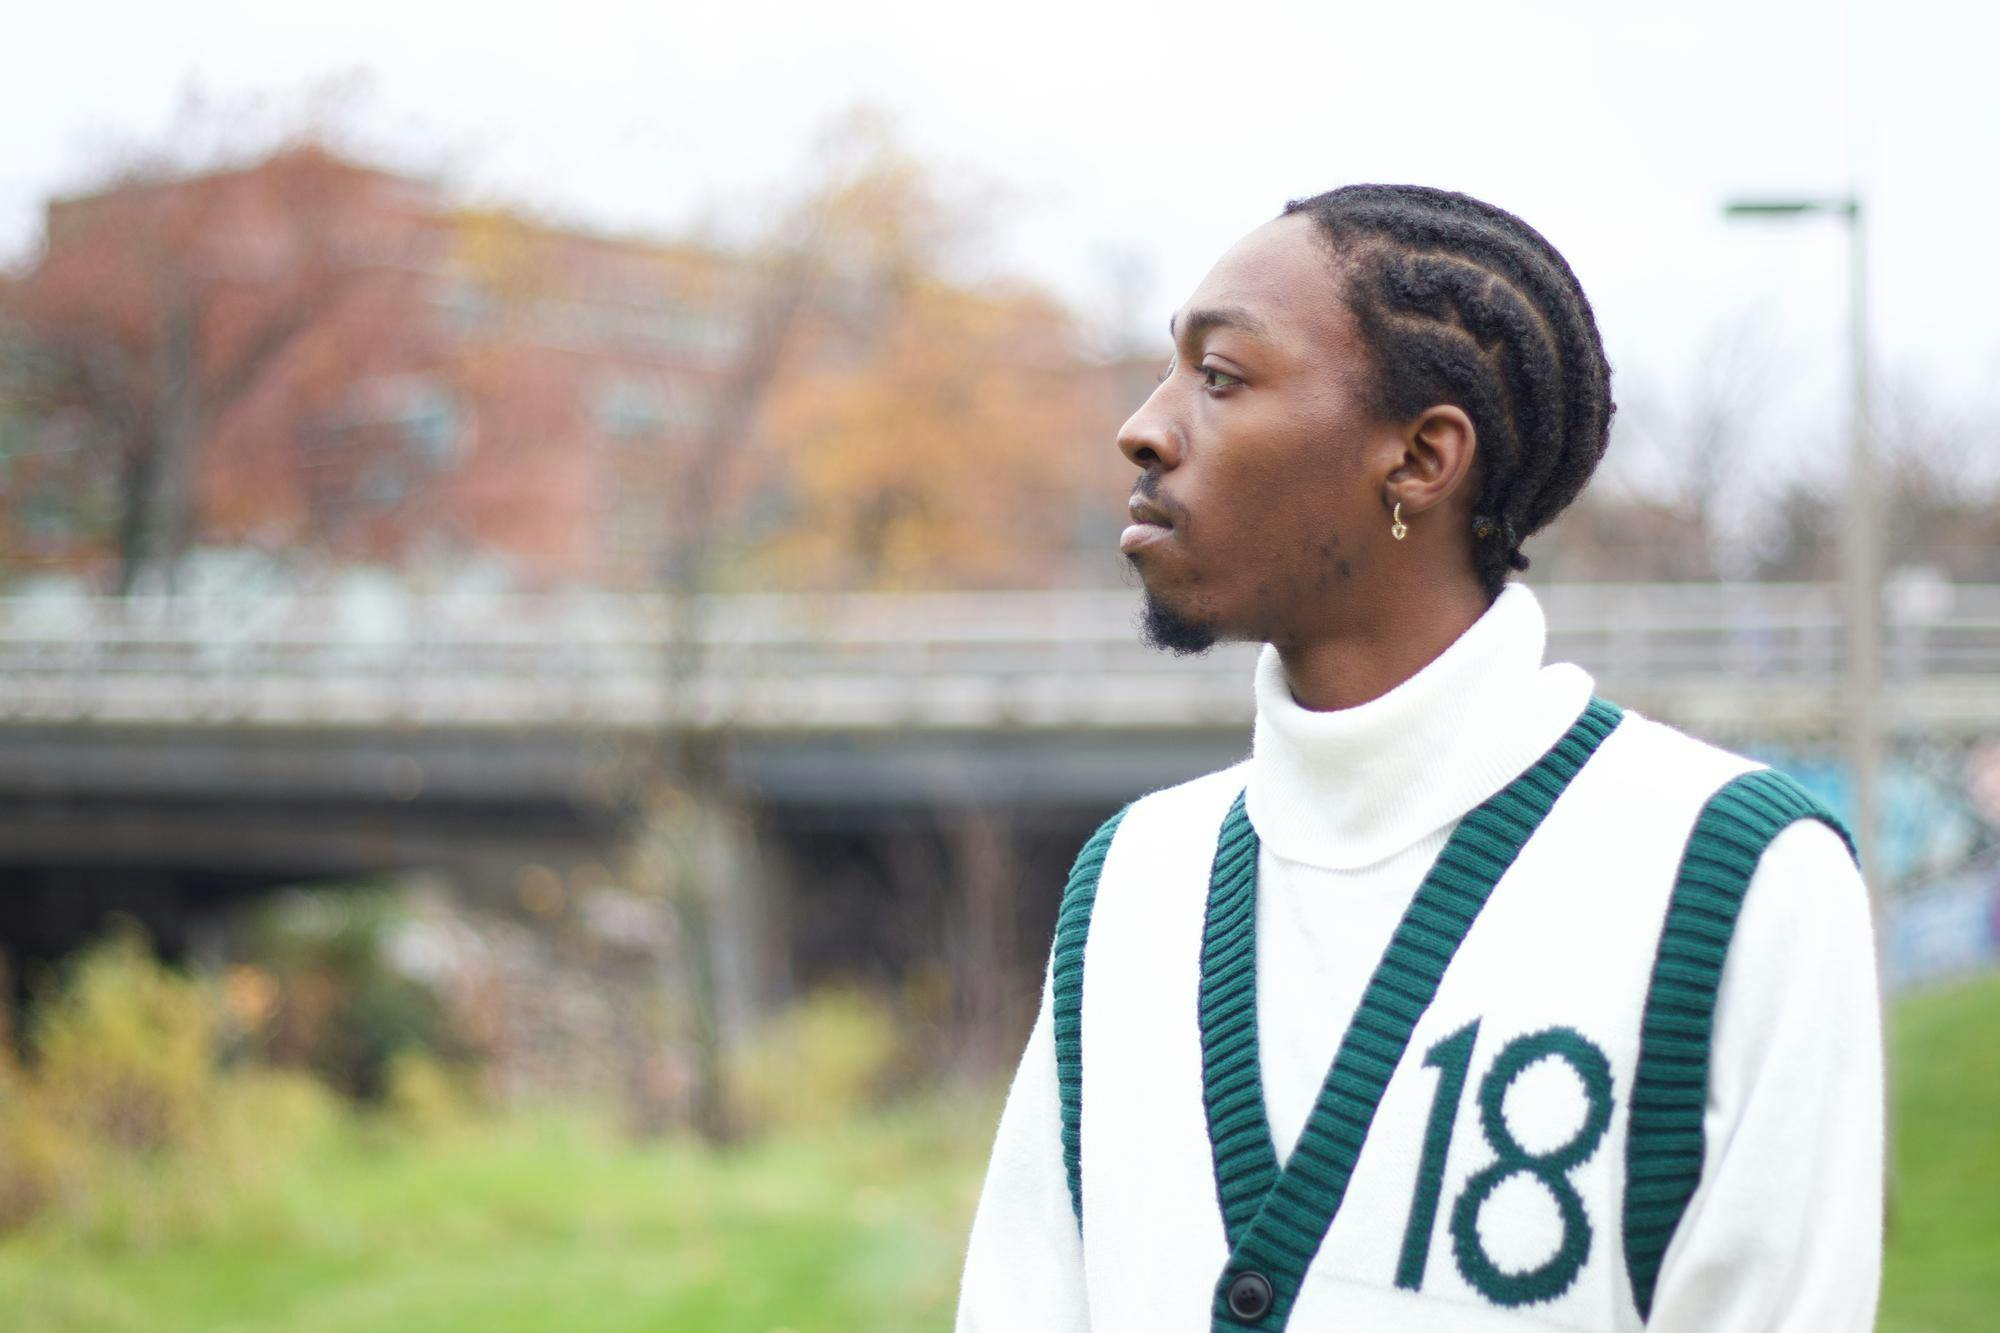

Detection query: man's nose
xmin=1116 ymin=386 xmax=1182 ymax=471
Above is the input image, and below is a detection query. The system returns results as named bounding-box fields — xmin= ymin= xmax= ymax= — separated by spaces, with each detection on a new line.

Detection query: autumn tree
xmin=2 ymin=144 xmax=434 ymax=592
xmin=571 ymin=119 xmax=901 ymax=1141
xmin=737 ymin=115 xmax=1111 ymax=592
xmin=594 ymin=113 xmax=1124 ymax=1133
xmin=723 ymin=120 xmax=1117 ymax=1078
xmin=755 ymin=279 xmax=1101 ymax=590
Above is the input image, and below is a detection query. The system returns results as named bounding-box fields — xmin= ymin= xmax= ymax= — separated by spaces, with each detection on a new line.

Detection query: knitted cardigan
xmin=957 ymin=589 xmax=1883 ymax=1332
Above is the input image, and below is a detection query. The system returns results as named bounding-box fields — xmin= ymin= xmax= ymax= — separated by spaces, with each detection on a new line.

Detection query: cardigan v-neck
xmin=1199 ymin=701 xmax=1624 ymax=1330
xmin=1245 ymin=585 xmax=1594 ymax=1164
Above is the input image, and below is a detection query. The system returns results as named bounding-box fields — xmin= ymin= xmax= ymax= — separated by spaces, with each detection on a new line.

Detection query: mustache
xmin=1131 ymin=472 xmax=1188 ymax=526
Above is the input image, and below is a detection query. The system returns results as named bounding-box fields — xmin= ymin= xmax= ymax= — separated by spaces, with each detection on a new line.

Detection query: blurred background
xmin=0 ymin=2 xmax=1994 ymax=1329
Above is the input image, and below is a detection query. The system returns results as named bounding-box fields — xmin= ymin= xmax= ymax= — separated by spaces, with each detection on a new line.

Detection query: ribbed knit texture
xmin=1623 ymin=768 xmax=1854 ymax=1320
xmin=1204 ymin=698 xmax=1627 ymax=1332
xmin=1200 ymin=790 xmax=1276 ymax=1246
xmin=1054 ymin=805 xmax=1130 ymax=1227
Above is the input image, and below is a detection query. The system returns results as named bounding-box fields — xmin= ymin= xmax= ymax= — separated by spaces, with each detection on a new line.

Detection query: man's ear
xmin=1382 ymin=404 xmax=1477 ymax=516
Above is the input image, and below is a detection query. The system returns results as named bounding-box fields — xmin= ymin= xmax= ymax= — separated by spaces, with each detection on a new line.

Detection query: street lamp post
xmin=1721 ymin=195 xmax=1882 ymax=912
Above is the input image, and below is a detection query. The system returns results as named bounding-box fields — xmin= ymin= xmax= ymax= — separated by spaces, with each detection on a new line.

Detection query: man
xmin=955 ymin=185 xmax=1882 ymax=1332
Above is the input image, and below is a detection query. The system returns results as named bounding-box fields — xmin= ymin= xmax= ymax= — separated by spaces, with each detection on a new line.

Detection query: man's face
xmin=1117 ymin=213 xmax=1392 ymax=653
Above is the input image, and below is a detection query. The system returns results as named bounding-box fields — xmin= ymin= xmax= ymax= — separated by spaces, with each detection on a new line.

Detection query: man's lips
xmin=1120 ymin=523 xmax=1170 ymax=554
xmin=1121 ymin=495 xmax=1175 ymax=555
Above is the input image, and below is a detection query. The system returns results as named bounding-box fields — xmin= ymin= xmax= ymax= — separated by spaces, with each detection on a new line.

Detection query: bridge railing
xmin=0 ymin=583 xmax=1996 ymax=733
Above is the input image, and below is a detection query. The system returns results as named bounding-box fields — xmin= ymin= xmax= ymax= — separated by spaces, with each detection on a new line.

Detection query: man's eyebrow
xmin=1168 ymin=305 xmax=1273 ymax=345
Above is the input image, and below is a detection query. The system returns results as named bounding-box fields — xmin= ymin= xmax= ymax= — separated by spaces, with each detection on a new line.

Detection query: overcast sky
xmin=6 ymin=0 xmax=1996 ymax=493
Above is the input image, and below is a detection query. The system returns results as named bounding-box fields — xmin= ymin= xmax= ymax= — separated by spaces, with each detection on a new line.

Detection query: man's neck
xmin=1272 ymin=581 xmax=1493 ymax=713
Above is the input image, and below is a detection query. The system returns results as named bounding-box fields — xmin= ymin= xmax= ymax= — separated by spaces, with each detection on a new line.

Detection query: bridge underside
xmin=0 ymin=723 xmax=1233 ymax=1027
xmin=0 ymin=722 xmax=1251 ymax=814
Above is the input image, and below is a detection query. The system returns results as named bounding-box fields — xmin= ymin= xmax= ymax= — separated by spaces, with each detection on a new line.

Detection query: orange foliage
xmin=755 ymin=280 xmax=1102 ymax=590
xmin=2 ymin=118 xmax=1131 ymax=594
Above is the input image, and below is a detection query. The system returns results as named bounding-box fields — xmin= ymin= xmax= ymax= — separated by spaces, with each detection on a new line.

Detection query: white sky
xmin=5 ymin=0 xmax=1997 ymax=496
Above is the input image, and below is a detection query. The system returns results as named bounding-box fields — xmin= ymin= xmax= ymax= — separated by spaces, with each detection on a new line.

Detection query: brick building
xmin=4 ymin=149 xmax=775 ymax=590
xmin=6 ymin=147 xmax=1173 ymax=593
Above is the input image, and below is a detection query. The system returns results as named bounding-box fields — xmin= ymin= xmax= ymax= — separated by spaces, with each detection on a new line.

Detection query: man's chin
xmin=1139 ymin=589 xmax=1220 ymax=657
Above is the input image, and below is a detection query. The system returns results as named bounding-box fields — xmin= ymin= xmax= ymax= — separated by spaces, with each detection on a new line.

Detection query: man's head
xmin=1118 ymin=184 xmax=1613 ymax=655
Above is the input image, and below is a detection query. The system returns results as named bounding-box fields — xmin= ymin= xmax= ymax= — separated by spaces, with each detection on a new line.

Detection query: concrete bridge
xmin=1 ymin=579 xmax=1992 ymax=1058
xmin=4 ymin=580 xmax=1996 ymax=797
xmin=1 ymin=576 xmax=1993 ymax=876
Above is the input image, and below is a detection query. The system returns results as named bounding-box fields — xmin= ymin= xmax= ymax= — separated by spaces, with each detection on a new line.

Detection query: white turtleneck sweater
xmin=956 ymin=585 xmax=1882 ymax=1331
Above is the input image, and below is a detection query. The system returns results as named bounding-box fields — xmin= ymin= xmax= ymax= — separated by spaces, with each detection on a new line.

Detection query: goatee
xmin=1140 ymin=590 xmax=1219 ymax=656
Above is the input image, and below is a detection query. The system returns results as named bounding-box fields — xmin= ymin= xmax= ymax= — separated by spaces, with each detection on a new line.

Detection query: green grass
xmin=0 ymin=1093 xmax=997 ymax=1333
xmin=2 ymin=976 xmax=1995 ymax=1332
xmin=1880 ymin=972 xmax=2000 ymax=1333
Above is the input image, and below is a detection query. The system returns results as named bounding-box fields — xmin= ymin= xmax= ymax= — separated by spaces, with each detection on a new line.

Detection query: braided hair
xmin=1282 ymin=185 xmax=1614 ymax=596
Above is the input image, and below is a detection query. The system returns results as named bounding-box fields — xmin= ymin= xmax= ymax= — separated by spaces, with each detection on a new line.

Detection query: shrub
xmin=0 ymin=924 xmax=438 ymax=1239
xmin=0 ymin=1090 xmax=86 ymax=1231
xmin=0 ymin=927 xmax=220 ymax=1236
xmin=29 ymin=925 xmax=216 ymax=1154
xmin=728 ymin=987 xmax=903 ymax=1136
xmin=207 ymin=1066 xmax=346 ymax=1174
xmin=239 ymin=888 xmax=459 ymax=1100
xmin=381 ymin=1048 xmax=479 ymax=1138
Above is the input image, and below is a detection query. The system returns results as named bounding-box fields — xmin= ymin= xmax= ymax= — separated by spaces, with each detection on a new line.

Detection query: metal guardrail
xmin=0 ymin=583 xmax=1995 ymax=733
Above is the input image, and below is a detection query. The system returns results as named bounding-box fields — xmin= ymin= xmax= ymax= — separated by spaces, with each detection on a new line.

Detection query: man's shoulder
xmin=1082 ymin=759 xmax=1251 ymax=856
xmin=1598 ymin=704 xmax=1768 ymax=797
xmin=1596 ymin=703 xmax=1855 ymax=864
xmin=1125 ymin=758 xmax=1253 ymax=821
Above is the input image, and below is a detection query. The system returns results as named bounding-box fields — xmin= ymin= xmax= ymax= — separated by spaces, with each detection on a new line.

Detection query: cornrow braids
xmin=1282 ymin=185 xmax=1615 ymax=596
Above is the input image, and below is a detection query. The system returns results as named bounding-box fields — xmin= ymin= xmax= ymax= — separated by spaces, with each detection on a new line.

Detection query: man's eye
xmin=1201 ymin=366 xmax=1243 ymax=391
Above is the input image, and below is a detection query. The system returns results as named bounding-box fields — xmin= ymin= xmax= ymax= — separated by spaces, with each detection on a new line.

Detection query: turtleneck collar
xmin=1244 ymin=583 xmax=1593 ymax=871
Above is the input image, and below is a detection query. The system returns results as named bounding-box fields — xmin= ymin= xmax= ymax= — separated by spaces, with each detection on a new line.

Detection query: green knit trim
xmin=1623 ymin=767 xmax=1853 ymax=1321
xmin=1053 ymin=804 xmax=1131 ymax=1230
xmin=1205 ymin=697 xmax=1626 ymax=1332
xmin=1200 ymin=790 xmax=1277 ymax=1246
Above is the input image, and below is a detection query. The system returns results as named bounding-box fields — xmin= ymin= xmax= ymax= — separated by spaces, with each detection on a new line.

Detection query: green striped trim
xmin=1053 ymin=804 xmax=1130 ymax=1229
xmin=1200 ymin=790 xmax=1278 ymax=1245
xmin=1623 ymin=768 xmax=1853 ymax=1321
xmin=1205 ymin=698 xmax=1626 ymax=1332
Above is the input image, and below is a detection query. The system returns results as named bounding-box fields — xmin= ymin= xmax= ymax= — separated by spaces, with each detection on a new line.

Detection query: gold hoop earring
xmin=1391 ymin=502 xmax=1408 ymax=541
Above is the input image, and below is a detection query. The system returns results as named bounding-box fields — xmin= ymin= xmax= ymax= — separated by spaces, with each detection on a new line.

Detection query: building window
xmin=593 ymin=376 xmax=703 ymax=441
